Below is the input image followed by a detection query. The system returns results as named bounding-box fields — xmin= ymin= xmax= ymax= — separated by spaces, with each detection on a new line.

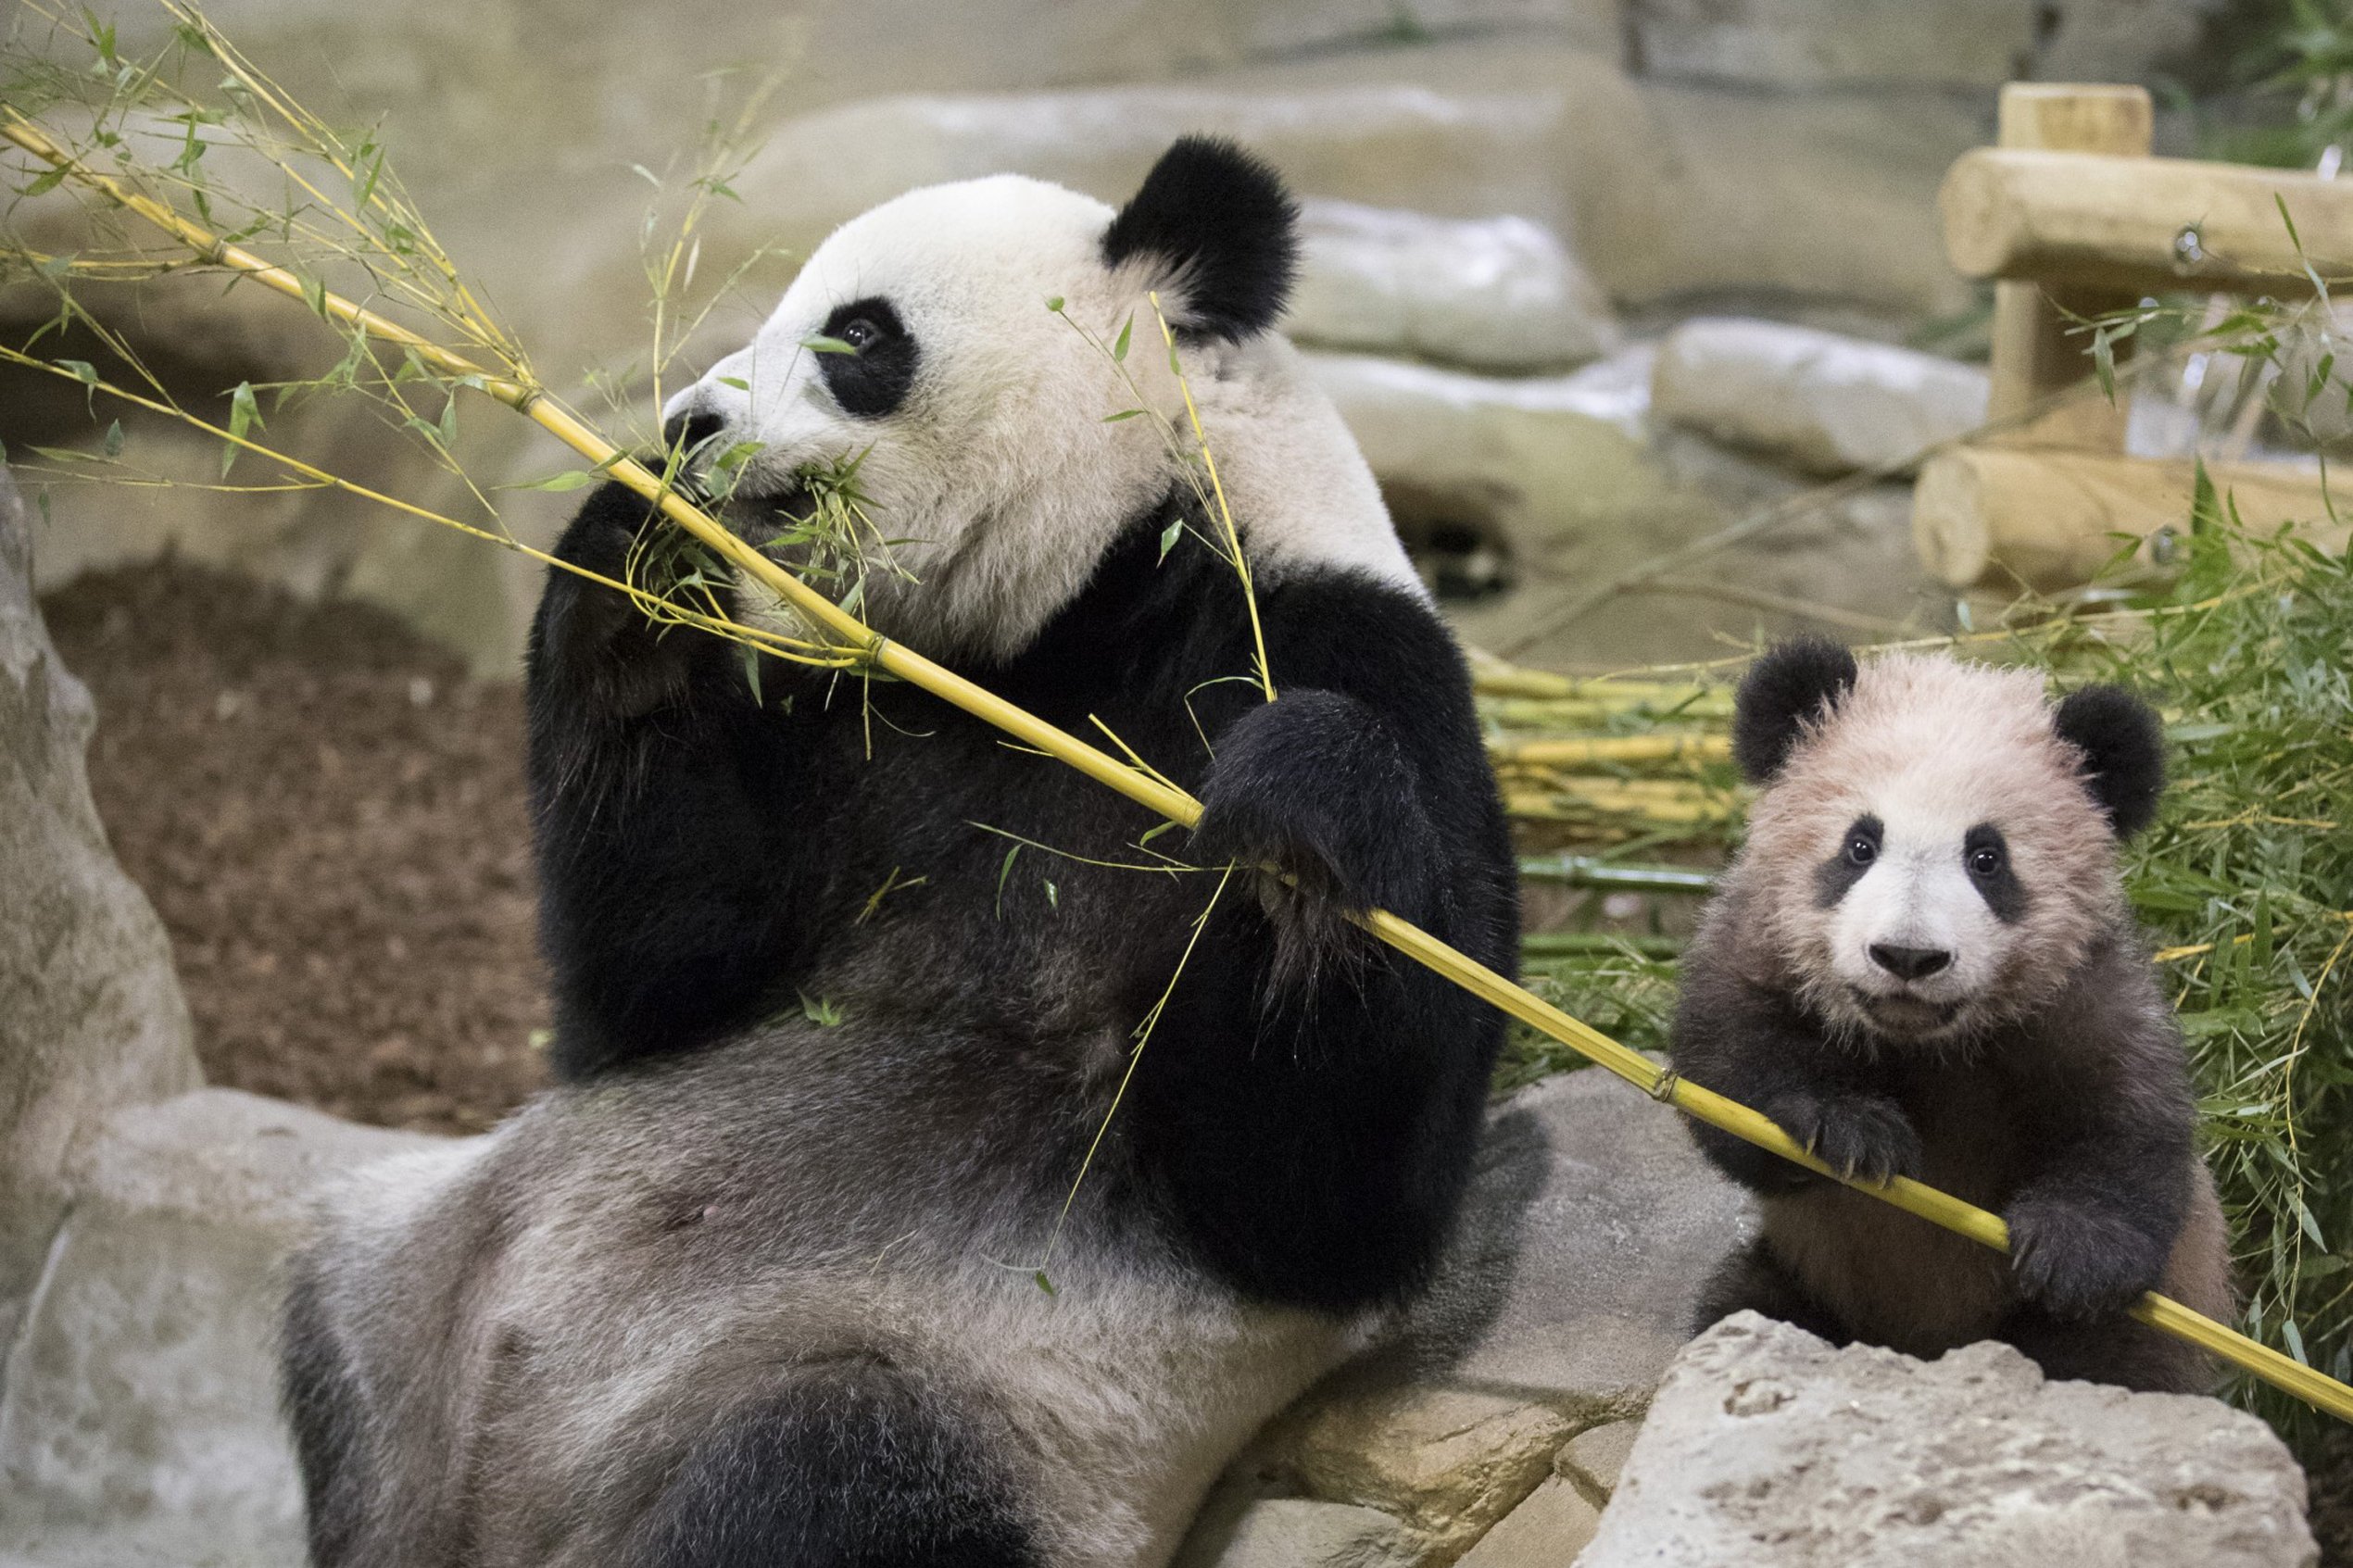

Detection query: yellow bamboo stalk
xmin=10 ymin=107 xmax=2345 ymax=1424
xmin=1491 ymin=734 xmax=1733 ymax=768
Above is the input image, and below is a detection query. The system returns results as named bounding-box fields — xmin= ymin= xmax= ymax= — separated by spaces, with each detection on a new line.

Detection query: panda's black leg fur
xmin=625 ymin=1361 xmax=1040 ymax=1568
xmin=526 ymin=480 xmax=804 ymax=1079
xmin=1998 ymin=1302 xmax=2216 ymax=1394
xmin=1692 ymin=1236 xmax=1853 ymax=1347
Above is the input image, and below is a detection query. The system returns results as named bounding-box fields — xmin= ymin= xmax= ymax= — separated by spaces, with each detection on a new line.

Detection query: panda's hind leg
xmin=627 ymin=1358 xmax=1041 ymax=1568
xmin=1998 ymin=1303 xmax=2218 ymax=1395
xmin=1692 ymin=1236 xmax=1853 ymax=1347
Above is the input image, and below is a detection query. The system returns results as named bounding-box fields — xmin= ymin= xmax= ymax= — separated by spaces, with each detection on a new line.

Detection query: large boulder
xmin=0 ymin=1090 xmax=442 ymax=1568
xmin=1289 ymin=201 xmax=1618 ymax=372
xmin=1627 ymin=0 xmax=2227 ymax=89
xmin=1581 ymin=1312 xmax=2320 ymax=1568
xmin=1629 ymin=0 xmax=2036 ymax=89
xmin=0 ymin=468 xmax=199 ymax=1396
xmin=1650 ymin=318 xmax=1991 ymax=477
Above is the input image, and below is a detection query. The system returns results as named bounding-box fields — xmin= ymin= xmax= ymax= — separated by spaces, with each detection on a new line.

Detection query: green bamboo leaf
xmin=222 ymin=381 xmax=261 ymax=476
xmin=514 ymin=469 xmax=599 ymax=492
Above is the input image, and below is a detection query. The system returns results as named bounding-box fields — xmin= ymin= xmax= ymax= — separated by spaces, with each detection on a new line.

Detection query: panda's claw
xmin=1770 ymin=1089 xmax=1922 ymax=1185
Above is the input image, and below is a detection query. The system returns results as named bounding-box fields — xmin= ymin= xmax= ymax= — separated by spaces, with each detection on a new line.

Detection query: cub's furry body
xmin=1674 ymin=642 xmax=2229 ymax=1393
xmin=281 ymin=140 xmax=1516 ymax=1567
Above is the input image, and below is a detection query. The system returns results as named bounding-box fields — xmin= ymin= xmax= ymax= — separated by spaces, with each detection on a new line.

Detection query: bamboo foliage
xmin=4 ymin=10 xmax=2349 ymax=1424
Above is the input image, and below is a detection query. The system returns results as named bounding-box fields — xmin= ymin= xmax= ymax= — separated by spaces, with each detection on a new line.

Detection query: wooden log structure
xmin=1914 ymin=447 xmax=2347 ymax=593
xmin=1917 ymin=82 xmax=2348 ymax=591
xmin=1944 ymin=148 xmax=2353 ymax=296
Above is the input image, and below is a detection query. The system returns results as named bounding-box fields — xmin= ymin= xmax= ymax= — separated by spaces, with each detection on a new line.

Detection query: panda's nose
xmin=662 ymin=409 xmax=727 ymax=456
xmin=1869 ymin=943 xmax=1953 ymax=981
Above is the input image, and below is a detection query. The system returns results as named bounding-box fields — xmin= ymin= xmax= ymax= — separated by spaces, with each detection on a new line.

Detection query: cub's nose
xmin=1869 ymin=943 xmax=1953 ymax=981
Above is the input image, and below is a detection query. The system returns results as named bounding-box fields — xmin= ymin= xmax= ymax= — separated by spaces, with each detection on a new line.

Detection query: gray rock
xmin=0 ymin=1090 xmax=442 ymax=1568
xmin=1580 ymin=1312 xmax=2321 ymax=1568
xmin=1629 ymin=0 xmax=2037 ymax=88
xmin=0 ymin=467 xmax=198 ymax=1401
xmin=1455 ymin=1475 xmax=1603 ymax=1566
xmin=2034 ymin=0 xmax=2232 ymax=84
xmin=1237 ymin=1070 xmax=1747 ymax=1557
xmin=1650 ymin=318 xmax=1989 ymax=477
xmin=1177 ymin=1499 xmax=1417 ymax=1568
xmin=1290 ymin=201 xmax=1618 ymax=372
xmin=1555 ymin=1417 xmax=1638 ymax=1505
xmin=1305 ymin=347 xmax=1677 ymax=612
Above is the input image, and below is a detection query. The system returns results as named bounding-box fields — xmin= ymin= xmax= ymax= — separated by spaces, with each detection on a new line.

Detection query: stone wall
xmin=0 ymin=0 xmax=2232 ymax=671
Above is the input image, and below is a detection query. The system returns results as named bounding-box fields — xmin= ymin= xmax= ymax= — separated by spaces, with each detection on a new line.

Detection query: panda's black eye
xmin=814 ymin=296 xmax=917 ymax=419
xmin=1846 ymin=834 xmax=1877 ymax=867
xmin=1969 ymin=844 xmax=2005 ymax=878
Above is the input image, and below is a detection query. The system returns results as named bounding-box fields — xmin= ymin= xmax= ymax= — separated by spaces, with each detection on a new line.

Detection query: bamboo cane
xmin=8 ymin=107 xmax=2347 ymax=1424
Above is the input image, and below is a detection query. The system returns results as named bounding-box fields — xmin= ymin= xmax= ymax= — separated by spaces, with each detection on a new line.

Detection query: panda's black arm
xmin=1668 ymin=938 xmax=1922 ymax=1191
xmin=1137 ymin=572 xmax=1517 ymax=1311
xmin=525 ymin=482 xmax=809 ymax=1078
xmin=2000 ymin=942 xmax=2197 ymax=1318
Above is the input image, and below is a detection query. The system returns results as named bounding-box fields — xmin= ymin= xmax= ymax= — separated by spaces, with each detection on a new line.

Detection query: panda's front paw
xmin=1190 ymin=692 xmax=1441 ymax=978
xmin=1767 ymin=1089 xmax=1921 ymax=1185
xmin=2006 ymin=1192 xmax=2165 ymax=1321
xmin=533 ymin=481 xmax=706 ymax=720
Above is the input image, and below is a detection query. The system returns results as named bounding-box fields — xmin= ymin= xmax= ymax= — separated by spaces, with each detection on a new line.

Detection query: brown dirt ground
xmin=43 ymin=559 xmax=549 ymax=1135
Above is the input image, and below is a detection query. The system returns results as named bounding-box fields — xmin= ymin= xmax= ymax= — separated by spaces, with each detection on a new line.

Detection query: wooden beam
xmin=1912 ymin=446 xmax=2345 ymax=591
xmin=1944 ymin=147 xmax=2353 ymax=295
xmin=1982 ymin=84 xmax=2152 ymax=452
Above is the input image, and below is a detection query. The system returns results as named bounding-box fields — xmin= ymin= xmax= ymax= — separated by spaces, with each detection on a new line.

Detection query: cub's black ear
xmin=1101 ymin=136 xmax=1297 ymax=342
xmin=2054 ymin=684 xmax=2166 ymax=838
xmin=1732 ymin=637 xmax=1858 ymax=784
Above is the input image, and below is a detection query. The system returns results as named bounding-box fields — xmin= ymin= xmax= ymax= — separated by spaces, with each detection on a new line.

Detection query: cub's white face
xmin=662 ymin=169 xmax=1411 ymax=664
xmin=1743 ymin=655 xmax=2126 ymax=1047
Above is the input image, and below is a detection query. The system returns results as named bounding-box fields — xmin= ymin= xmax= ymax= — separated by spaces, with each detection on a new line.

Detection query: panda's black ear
xmin=1732 ymin=637 xmax=1858 ymax=784
xmin=1101 ymin=136 xmax=1298 ymax=342
xmin=2054 ymin=684 xmax=2167 ymax=838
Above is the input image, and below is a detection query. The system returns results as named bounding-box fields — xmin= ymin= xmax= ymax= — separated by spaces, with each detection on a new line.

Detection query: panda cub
xmin=1673 ymin=638 xmax=2231 ymax=1393
xmin=278 ymin=139 xmax=1516 ymax=1567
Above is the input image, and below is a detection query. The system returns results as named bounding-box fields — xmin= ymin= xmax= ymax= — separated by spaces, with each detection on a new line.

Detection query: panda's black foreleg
xmin=1138 ymin=687 xmax=1507 ymax=1311
xmin=525 ymin=481 xmax=804 ymax=1079
xmin=1668 ymin=962 xmax=1923 ymax=1194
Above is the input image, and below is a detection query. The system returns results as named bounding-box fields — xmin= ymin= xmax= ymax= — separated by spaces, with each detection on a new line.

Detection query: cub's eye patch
xmin=1814 ymin=813 xmax=1883 ymax=908
xmin=815 ymin=295 xmax=918 ymax=419
xmin=1963 ymin=822 xmax=2027 ymax=924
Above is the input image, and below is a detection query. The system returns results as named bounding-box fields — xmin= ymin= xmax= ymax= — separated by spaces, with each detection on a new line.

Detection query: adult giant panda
xmin=280 ymin=138 xmax=1518 ymax=1566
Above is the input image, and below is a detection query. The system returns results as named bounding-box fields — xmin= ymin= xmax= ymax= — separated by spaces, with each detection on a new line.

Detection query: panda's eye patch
xmin=1963 ymin=822 xmax=2027 ymax=923
xmin=814 ymin=296 xmax=917 ymax=419
xmin=1814 ymin=814 xmax=1883 ymax=907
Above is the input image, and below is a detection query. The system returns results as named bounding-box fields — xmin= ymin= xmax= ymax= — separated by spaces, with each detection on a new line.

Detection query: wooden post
xmin=1983 ymin=83 xmax=2152 ymax=450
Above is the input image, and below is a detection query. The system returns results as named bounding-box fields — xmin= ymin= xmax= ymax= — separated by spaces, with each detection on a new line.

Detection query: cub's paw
xmin=1190 ymin=692 xmax=1441 ymax=977
xmin=2006 ymin=1193 xmax=2165 ymax=1321
xmin=1766 ymin=1090 xmax=1921 ymax=1185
